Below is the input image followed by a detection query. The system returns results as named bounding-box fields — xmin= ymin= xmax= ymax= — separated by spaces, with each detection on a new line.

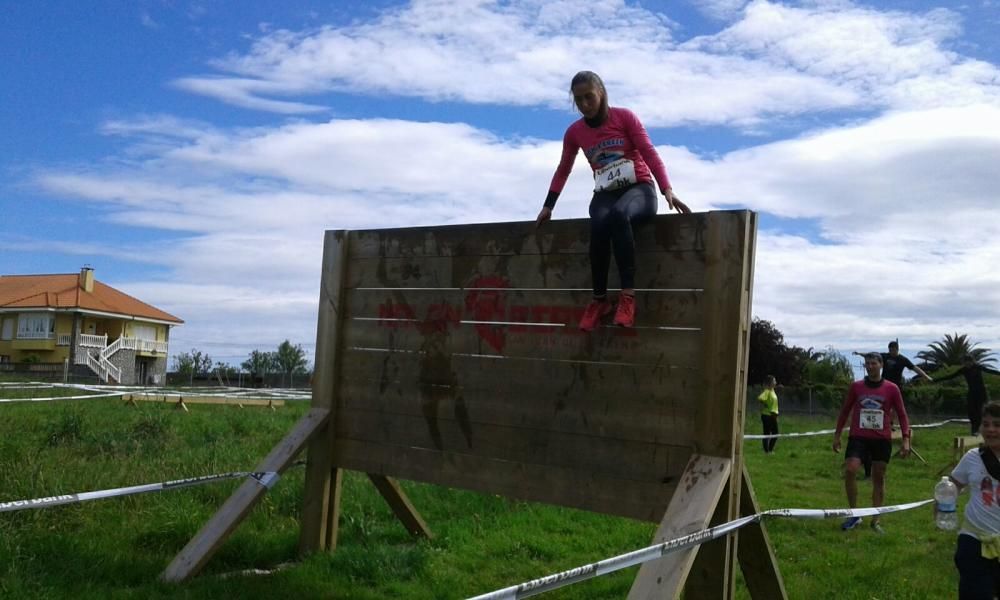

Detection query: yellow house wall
xmin=0 ymin=312 xmax=71 ymax=363
xmin=0 ymin=312 xmax=171 ymax=363
xmin=79 ymin=316 xmax=127 ymax=338
xmin=123 ymin=321 xmax=167 ymax=341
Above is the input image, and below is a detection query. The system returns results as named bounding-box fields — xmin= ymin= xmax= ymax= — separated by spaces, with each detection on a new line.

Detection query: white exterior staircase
xmin=76 ymin=334 xmax=167 ymax=383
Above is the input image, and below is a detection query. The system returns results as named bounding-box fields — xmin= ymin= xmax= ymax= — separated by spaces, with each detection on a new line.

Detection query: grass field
xmin=0 ymin=393 xmax=971 ymax=599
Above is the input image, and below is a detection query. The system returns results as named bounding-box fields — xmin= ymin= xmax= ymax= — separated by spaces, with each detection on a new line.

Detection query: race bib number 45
xmin=859 ymin=408 xmax=885 ymax=430
xmin=594 ymin=158 xmax=637 ymax=192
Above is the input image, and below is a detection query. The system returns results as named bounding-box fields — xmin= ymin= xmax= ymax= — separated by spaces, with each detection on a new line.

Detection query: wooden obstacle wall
xmin=165 ymin=210 xmax=783 ymax=598
xmin=297 ymin=210 xmax=769 ymax=597
xmin=311 ymin=212 xmax=728 ymax=516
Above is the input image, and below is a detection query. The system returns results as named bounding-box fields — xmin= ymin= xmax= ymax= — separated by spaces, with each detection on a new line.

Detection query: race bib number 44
xmin=594 ymin=158 xmax=637 ymax=192
xmin=859 ymin=408 xmax=885 ymax=430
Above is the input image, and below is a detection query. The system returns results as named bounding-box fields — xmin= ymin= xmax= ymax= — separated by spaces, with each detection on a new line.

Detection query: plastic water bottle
xmin=935 ymin=476 xmax=958 ymax=530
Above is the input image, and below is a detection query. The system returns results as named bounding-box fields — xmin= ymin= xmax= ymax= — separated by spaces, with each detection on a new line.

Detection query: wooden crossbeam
xmin=160 ymin=407 xmax=330 ymax=583
xmin=736 ymin=464 xmax=787 ymax=599
xmin=368 ymin=474 xmax=432 ymax=539
xmin=627 ymin=454 xmax=732 ymax=599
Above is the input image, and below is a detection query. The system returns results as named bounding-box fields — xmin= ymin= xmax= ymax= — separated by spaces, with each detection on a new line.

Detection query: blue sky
xmin=3 ymin=0 xmax=999 ymax=371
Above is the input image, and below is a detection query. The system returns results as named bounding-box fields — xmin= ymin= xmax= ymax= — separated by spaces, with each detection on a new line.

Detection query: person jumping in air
xmin=936 ymin=355 xmax=1000 ymax=435
xmin=536 ymin=70 xmax=690 ymax=332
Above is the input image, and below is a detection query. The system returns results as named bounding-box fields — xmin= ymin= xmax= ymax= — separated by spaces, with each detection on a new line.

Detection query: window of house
xmin=17 ymin=314 xmax=54 ymax=339
xmin=1 ymin=318 xmax=13 ymax=340
xmin=133 ymin=324 xmax=157 ymax=340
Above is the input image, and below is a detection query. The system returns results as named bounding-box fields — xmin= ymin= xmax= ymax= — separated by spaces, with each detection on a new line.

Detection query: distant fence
xmin=0 ymin=362 xmax=100 ymax=385
xmin=164 ymin=372 xmax=311 ymax=389
xmin=747 ymin=382 xmax=975 ymax=419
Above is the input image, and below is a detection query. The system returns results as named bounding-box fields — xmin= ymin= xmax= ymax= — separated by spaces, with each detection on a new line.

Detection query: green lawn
xmin=0 ymin=397 xmax=970 ymax=599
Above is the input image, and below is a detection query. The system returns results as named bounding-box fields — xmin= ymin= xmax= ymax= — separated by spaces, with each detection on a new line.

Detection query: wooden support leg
xmin=161 ymin=407 xmax=329 ymax=583
xmin=367 ymin=474 xmax=433 ymax=539
xmin=736 ymin=464 xmax=787 ymax=600
xmin=685 ymin=482 xmax=735 ymax=600
xmin=325 ymin=468 xmax=344 ymax=550
xmin=299 ymin=420 xmax=336 ymax=555
xmin=627 ymin=454 xmax=732 ymax=600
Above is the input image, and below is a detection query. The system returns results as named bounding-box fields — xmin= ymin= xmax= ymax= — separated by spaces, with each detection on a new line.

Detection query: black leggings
xmin=588 ymin=182 xmax=658 ymax=297
xmin=969 ymin=392 xmax=988 ymax=434
xmin=761 ymin=414 xmax=778 ymax=453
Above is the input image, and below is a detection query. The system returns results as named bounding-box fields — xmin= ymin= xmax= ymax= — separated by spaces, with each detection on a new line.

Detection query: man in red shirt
xmin=833 ymin=353 xmax=912 ymax=533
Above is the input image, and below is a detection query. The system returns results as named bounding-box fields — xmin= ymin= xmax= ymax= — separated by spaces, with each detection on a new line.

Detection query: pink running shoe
xmin=613 ymin=293 xmax=636 ymax=327
xmin=579 ymin=298 xmax=613 ymax=332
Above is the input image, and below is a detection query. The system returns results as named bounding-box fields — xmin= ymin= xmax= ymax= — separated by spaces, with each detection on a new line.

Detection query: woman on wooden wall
xmin=536 ymin=70 xmax=690 ymax=331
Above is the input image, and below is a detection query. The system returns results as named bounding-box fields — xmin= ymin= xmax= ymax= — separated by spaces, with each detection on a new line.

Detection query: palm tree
xmin=916 ymin=333 xmax=996 ymax=371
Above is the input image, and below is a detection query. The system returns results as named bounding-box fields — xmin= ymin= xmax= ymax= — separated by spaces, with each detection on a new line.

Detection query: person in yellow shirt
xmin=758 ymin=375 xmax=779 ymax=454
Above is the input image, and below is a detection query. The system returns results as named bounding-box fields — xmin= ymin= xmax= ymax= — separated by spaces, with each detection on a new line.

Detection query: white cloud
xmin=18 ymin=1 xmax=1000 ymax=366
xmin=172 ymin=77 xmax=329 ymax=113
xmin=688 ymin=0 xmax=751 ymax=22
xmin=28 ymin=100 xmax=1000 ymax=362
xmin=689 ymin=1 xmax=1000 ymax=111
xmin=171 ymin=0 xmax=1000 ymax=127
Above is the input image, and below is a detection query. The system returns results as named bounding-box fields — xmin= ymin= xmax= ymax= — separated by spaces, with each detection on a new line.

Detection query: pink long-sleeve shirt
xmin=835 ymin=379 xmax=910 ymax=441
xmin=548 ymin=107 xmax=671 ymax=196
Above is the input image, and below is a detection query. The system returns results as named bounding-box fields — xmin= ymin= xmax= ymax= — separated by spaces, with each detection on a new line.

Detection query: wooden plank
xmin=127 ymin=394 xmax=285 ymax=407
xmin=324 ymin=468 xmax=344 ymax=550
xmin=345 ymin=287 xmax=705 ymax=329
xmin=689 ymin=210 xmax=755 ymax=600
xmin=161 ymin=407 xmax=330 ymax=582
xmin=627 ymin=454 xmax=732 ymax=600
xmin=737 ymin=465 xmax=787 ymax=600
xmin=339 ymin=346 xmax=700 ymax=392
xmin=348 ymin=213 xmax=709 ymax=258
xmin=335 ymin=367 xmax=699 ymax=447
xmin=341 ymin=317 xmax=702 ymax=366
xmin=300 ymin=229 xmax=350 ymax=555
xmin=367 ymin=474 xmax=433 ymax=539
xmin=334 ymin=407 xmax=688 ymax=484
xmin=345 ymin=250 xmax=707 ymax=290
xmin=333 ymin=438 xmax=691 ymax=522
xmin=687 ymin=481 xmax=734 ymax=599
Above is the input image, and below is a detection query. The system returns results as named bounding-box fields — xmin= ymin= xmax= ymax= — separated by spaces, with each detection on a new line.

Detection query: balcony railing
xmin=79 ymin=334 xmax=108 ymax=348
xmin=122 ymin=337 xmax=169 ymax=354
xmin=16 ymin=331 xmax=55 ymax=340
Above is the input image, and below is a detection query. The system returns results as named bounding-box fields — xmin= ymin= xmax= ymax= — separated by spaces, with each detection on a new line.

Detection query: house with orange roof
xmin=0 ymin=267 xmax=183 ymax=385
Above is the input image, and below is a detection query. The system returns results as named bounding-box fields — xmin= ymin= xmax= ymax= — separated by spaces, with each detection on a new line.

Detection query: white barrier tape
xmin=0 ymin=392 xmax=124 ymax=403
xmin=763 ymin=498 xmax=933 ymax=520
xmin=0 ymin=383 xmax=310 ymax=402
xmin=468 ymin=515 xmax=757 ymax=600
xmin=467 ymin=498 xmax=934 ymax=600
xmin=0 ymin=471 xmax=279 ymax=513
xmin=911 ymin=418 xmax=971 ymax=429
xmin=745 ymin=418 xmax=969 ymax=440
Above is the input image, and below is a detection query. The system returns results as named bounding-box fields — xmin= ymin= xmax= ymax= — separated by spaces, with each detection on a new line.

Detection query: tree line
xmin=171 ymin=339 xmax=310 ymax=387
xmin=749 ymin=319 xmax=996 ymax=387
